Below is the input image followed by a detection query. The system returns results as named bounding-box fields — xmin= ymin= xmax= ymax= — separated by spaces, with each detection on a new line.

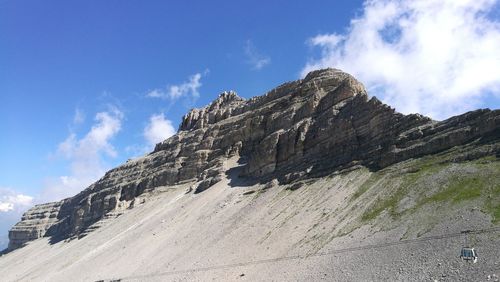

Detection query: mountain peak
xmin=303 ymin=67 xmax=344 ymax=81
xmin=178 ymin=90 xmax=245 ymax=132
xmin=6 ymin=69 xmax=499 ymax=257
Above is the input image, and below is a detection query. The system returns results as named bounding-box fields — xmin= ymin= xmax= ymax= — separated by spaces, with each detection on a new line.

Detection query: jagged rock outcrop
xmin=7 ymin=68 xmax=500 ymax=251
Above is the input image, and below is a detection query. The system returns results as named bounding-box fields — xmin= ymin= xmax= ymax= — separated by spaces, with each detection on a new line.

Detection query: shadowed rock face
xmin=7 ymin=68 xmax=500 ymax=251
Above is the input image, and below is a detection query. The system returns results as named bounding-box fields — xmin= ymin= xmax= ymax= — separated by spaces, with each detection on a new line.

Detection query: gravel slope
xmin=1 ymin=156 xmax=499 ymax=282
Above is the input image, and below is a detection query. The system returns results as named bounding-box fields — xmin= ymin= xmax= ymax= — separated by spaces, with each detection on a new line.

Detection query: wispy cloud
xmin=302 ymin=0 xmax=500 ymax=119
xmin=146 ymin=71 xmax=208 ymax=100
xmin=73 ymin=108 xmax=85 ymax=125
xmin=145 ymin=89 xmax=164 ymax=98
xmin=41 ymin=107 xmax=124 ymax=202
xmin=244 ymin=40 xmax=271 ymax=70
xmin=144 ymin=113 xmax=176 ymax=149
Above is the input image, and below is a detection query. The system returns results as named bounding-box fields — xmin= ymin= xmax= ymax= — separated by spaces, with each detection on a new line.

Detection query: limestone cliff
xmin=7 ymin=68 xmax=500 ymax=251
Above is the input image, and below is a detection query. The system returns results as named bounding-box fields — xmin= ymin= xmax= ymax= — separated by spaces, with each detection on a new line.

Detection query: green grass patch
xmin=350 ymin=173 xmax=383 ymax=202
xmin=361 ymin=183 xmax=407 ymax=221
xmin=415 ymin=158 xmax=499 ymax=223
xmin=359 ymin=162 xmax=442 ymax=222
xmin=484 ymin=184 xmax=500 ymax=223
xmin=360 ymin=156 xmax=497 ymax=223
xmin=420 ymin=177 xmax=483 ymax=205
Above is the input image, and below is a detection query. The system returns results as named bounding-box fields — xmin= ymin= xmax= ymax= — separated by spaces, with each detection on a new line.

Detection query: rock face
xmin=7 ymin=68 xmax=500 ymax=251
xmin=8 ymin=202 xmax=62 ymax=250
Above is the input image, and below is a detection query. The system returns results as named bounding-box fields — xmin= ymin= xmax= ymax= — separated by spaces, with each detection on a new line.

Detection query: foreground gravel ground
xmin=1 ymin=158 xmax=499 ymax=281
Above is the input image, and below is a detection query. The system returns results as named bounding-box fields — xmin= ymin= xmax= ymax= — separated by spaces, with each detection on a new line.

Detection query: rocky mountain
xmin=1 ymin=69 xmax=499 ymax=281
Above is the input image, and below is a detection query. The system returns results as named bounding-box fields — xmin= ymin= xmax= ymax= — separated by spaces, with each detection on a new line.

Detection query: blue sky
xmin=1 ymin=0 xmax=499 ymax=248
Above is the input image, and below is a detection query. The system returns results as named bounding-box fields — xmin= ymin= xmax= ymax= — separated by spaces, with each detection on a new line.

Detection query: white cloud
xmin=146 ymin=71 xmax=207 ymax=100
xmin=145 ymin=89 xmax=164 ymax=98
xmin=169 ymin=73 xmax=202 ymax=99
xmin=309 ymin=34 xmax=345 ymax=48
xmin=244 ymin=40 xmax=271 ymax=70
xmin=0 ymin=188 xmax=33 ymax=213
xmin=0 ymin=203 xmax=12 ymax=212
xmin=41 ymin=107 xmax=124 ymax=202
xmin=302 ymin=0 xmax=500 ymax=119
xmin=144 ymin=113 xmax=176 ymax=148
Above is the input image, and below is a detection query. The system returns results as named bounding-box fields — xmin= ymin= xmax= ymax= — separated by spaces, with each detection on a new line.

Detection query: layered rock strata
xmin=8 ymin=202 xmax=62 ymax=250
xmin=7 ymin=68 xmax=500 ymax=251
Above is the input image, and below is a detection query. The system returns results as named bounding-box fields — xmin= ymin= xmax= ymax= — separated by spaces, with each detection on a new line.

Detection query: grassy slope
xmin=353 ymin=148 xmax=500 ymax=231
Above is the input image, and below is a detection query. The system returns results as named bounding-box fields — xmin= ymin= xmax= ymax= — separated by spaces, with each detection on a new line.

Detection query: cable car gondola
xmin=460 ymin=230 xmax=478 ymax=263
xmin=460 ymin=247 xmax=478 ymax=263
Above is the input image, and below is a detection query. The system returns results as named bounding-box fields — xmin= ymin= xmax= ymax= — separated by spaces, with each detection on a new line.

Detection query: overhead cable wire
xmin=104 ymin=226 xmax=500 ymax=280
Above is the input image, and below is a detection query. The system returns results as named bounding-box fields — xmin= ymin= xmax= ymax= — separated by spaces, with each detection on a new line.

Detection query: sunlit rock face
xmin=7 ymin=68 xmax=499 ymax=251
